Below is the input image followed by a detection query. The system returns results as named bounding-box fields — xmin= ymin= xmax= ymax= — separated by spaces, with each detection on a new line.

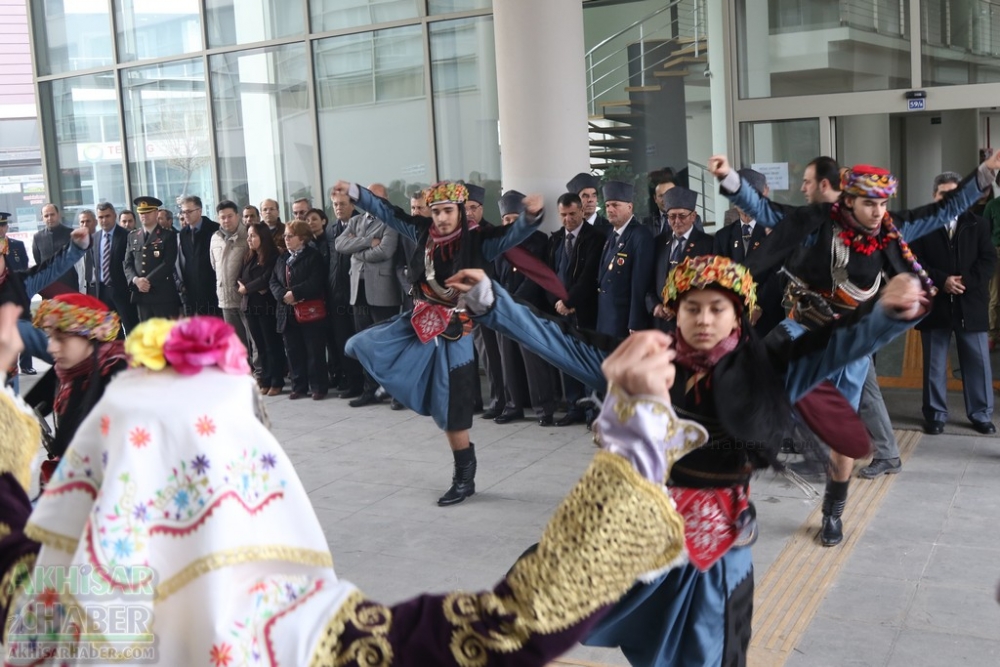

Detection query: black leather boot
xmin=820 ymin=480 xmax=848 ymax=547
xmin=438 ymin=445 xmax=476 ymax=506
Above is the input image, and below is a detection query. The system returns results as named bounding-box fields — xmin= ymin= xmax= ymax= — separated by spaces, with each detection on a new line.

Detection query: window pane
xmin=39 ymin=74 xmax=127 ymax=220
xmin=921 ymin=0 xmax=1000 ymax=87
xmin=0 ymin=119 xmax=47 ymax=236
xmin=114 ymin=0 xmax=202 ymax=63
xmin=309 ymin=0 xmax=419 ymax=32
xmin=738 ymin=119 xmax=820 ymax=206
xmin=430 ymin=17 xmax=499 ymax=213
xmin=736 ymin=0 xmax=911 ymax=98
xmin=315 ymin=25 xmax=431 ymax=206
xmin=211 ymin=44 xmax=315 ymax=211
xmin=122 ymin=59 xmax=213 ymax=212
xmin=33 ymin=0 xmax=114 ymax=75
xmin=427 ymin=0 xmax=491 ymax=14
xmin=205 ymin=0 xmax=304 ymax=48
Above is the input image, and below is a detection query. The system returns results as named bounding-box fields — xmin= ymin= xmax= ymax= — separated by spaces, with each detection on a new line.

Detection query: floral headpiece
xmin=424 ymin=181 xmax=469 ymax=207
xmin=126 ymin=317 xmax=250 ymax=376
xmin=662 ymin=255 xmax=757 ymax=318
xmin=33 ymin=293 xmax=121 ymax=342
xmin=0 ymin=237 xmax=7 ymax=256
xmin=842 ymin=165 xmax=897 ymax=199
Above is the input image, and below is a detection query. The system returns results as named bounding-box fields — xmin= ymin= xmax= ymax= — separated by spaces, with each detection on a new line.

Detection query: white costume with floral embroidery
xmin=12 ymin=368 xmax=351 ymax=666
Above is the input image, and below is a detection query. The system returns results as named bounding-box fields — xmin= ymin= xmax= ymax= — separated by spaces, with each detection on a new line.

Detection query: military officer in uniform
xmin=123 ymin=196 xmax=181 ymax=321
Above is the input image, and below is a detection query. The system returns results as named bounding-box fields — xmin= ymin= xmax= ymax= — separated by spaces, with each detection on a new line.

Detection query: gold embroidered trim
xmin=1 ymin=552 xmax=36 ymax=643
xmin=0 ymin=388 xmax=41 ymax=491
xmin=609 ymin=383 xmax=678 ymax=440
xmin=309 ymin=589 xmax=394 ymax=667
xmin=24 ymin=522 xmax=79 ymax=554
xmin=0 ymin=521 xmax=10 ymax=540
xmin=155 ymin=546 xmax=334 ymax=602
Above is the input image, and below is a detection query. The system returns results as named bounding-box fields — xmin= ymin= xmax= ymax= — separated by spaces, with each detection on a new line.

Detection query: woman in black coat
xmin=269 ymin=220 xmax=329 ymax=400
xmin=238 ymin=223 xmax=284 ymax=395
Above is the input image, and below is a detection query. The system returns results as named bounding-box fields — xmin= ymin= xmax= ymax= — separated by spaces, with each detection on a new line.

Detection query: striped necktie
xmin=101 ymin=231 xmax=112 ymax=284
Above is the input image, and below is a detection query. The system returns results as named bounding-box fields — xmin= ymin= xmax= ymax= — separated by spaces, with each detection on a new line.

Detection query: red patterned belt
xmin=410 ymin=300 xmax=471 ymax=343
xmin=669 ymin=485 xmax=751 ymax=571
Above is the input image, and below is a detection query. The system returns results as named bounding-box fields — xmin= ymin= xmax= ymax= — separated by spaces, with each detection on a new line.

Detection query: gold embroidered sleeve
xmin=0 ymin=388 xmax=41 ymax=492
xmin=309 ymin=450 xmax=685 ymax=667
xmin=1 ymin=552 xmax=36 ymax=644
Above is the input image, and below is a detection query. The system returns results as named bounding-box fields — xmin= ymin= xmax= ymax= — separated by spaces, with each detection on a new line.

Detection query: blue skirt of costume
xmin=345 ymin=312 xmax=477 ymax=431
xmin=583 ymin=546 xmax=753 ymax=667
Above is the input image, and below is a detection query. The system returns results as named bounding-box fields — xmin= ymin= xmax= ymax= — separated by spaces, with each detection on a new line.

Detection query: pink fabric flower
xmin=162 ymin=317 xmax=250 ymax=376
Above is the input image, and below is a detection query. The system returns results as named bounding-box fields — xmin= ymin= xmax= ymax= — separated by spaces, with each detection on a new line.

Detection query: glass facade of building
xmin=30 ymin=0 xmax=497 ymax=221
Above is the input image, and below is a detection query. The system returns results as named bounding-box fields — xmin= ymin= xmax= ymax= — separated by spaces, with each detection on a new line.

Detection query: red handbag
xmin=286 ymin=265 xmax=327 ymax=324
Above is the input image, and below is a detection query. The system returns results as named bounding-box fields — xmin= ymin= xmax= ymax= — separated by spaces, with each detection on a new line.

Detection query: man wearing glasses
xmin=647 ymin=186 xmax=714 ymax=332
xmin=177 ymin=195 xmax=220 ymax=317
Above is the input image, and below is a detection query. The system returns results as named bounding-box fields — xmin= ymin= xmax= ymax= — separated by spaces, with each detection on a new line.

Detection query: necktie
xmin=670 ymin=235 xmax=685 ymax=266
xmin=101 ymin=231 xmax=111 ymax=284
xmin=602 ymin=232 xmax=619 ymax=270
xmin=948 ymin=222 xmax=955 ymax=239
xmin=559 ymin=233 xmax=574 ymax=284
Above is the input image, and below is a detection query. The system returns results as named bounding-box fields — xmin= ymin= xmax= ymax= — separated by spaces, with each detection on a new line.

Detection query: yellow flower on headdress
xmin=126 ymin=318 xmax=177 ymax=371
xmin=661 ymin=255 xmax=758 ymax=318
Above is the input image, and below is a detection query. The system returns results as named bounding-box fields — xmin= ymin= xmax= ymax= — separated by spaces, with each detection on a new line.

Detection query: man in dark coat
xmin=647 ymin=186 xmax=714 ymax=332
xmin=595 ymin=181 xmax=654 ymax=338
xmin=567 ymin=172 xmax=612 ymax=236
xmin=546 ymin=192 xmax=605 ymax=425
xmin=909 ymin=171 xmax=997 ymax=435
xmin=326 ymin=188 xmax=363 ymax=398
xmin=33 ymin=203 xmax=78 ymax=292
xmin=92 ymin=202 xmax=137 ymax=335
xmin=177 ymin=195 xmax=220 ymax=317
xmin=123 ymin=196 xmax=181 ymax=321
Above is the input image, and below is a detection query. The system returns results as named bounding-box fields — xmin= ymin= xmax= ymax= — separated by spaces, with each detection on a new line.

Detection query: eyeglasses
xmin=667 ymin=212 xmax=694 ymax=222
xmin=180 ymin=208 xmax=200 ymax=216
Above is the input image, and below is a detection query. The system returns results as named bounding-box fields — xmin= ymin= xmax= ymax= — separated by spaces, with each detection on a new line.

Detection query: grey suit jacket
xmin=334 ymin=212 xmax=401 ymax=308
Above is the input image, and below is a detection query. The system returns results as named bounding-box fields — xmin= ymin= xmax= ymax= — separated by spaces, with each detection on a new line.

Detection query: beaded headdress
xmin=841 ymin=165 xmax=898 ymax=199
xmin=424 ymin=181 xmax=469 ymax=207
xmin=662 ymin=255 xmax=758 ymax=317
xmin=33 ymin=293 xmax=121 ymax=343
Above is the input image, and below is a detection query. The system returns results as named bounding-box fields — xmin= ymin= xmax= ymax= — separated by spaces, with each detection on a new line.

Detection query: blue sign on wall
xmin=907 ymin=99 xmax=926 ymax=111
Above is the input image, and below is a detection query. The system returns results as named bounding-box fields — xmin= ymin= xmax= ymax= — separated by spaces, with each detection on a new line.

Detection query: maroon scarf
xmin=53 ymin=341 xmax=127 ymax=416
xmin=673 ymin=329 xmax=740 ymax=403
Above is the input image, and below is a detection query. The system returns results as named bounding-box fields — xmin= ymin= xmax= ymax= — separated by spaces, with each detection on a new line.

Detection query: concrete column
xmin=493 ymin=0 xmax=590 ymax=229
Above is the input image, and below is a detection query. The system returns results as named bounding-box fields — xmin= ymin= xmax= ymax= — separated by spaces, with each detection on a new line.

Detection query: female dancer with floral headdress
xmin=708 ymin=151 xmax=1000 ymax=546
xmin=443 ymin=254 xmax=929 ymax=665
xmin=0 ymin=306 xmax=712 ymax=666
xmin=328 ymin=180 xmax=558 ymax=506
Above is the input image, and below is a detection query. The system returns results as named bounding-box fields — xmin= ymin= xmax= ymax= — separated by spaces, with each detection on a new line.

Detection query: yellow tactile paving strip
xmin=747 ymin=429 xmax=922 ymax=667
xmin=549 ymin=430 xmax=921 ymax=667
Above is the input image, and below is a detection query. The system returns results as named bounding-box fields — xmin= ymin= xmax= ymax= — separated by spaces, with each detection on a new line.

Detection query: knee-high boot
xmin=821 ymin=479 xmax=849 ymax=547
xmin=438 ymin=444 xmax=476 ymax=506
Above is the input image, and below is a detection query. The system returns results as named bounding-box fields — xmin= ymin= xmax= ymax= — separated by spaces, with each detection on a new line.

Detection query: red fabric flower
xmin=162 ymin=317 xmax=250 ymax=376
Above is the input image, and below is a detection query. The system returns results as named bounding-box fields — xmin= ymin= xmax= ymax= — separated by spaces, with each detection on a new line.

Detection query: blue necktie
xmin=670 ymin=235 xmax=685 ymax=266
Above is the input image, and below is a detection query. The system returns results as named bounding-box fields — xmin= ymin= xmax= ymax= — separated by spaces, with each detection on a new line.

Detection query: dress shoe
xmin=336 ymin=387 xmax=362 ymax=399
xmin=259 ymin=385 xmax=269 ymax=395
xmin=389 ymin=398 xmax=406 ymax=411
xmin=493 ymin=410 xmax=524 ymax=424
xmin=374 ymin=386 xmax=388 ymax=401
xmin=554 ymin=411 xmax=585 ymax=427
xmin=923 ymin=420 xmax=945 ymax=435
xmin=267 ymin=387 xmax=282 ymax=396
xmin=971 ymin=419 xmax=997 ymax=435
xmin=480 ymin=408 xmax=499 ymax=420
xmin=311 ymin=392 xmax=327 ymax=401
xmin=537 ymin=414 xmax=555 ymax=427
xmin=20 ymin=368 xmax=36 ymax=376
xmin=349 ymin=392 xmax=379 ymax=408
xmin=858 ymin=457 xmax=902 ymax=479
xmin=288 ymin=391 xmax=305 ymax=400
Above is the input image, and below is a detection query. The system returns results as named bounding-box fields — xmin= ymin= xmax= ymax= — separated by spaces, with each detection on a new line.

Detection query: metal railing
xmin=922 ymin=0 xmax=1000 ymax=57
xmin=686 ymin=159 xmax=715 ymax=226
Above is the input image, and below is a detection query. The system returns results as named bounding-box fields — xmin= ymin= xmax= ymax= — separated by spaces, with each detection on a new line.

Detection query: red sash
xmin=669 ymin=485 xmax=750 ymax=571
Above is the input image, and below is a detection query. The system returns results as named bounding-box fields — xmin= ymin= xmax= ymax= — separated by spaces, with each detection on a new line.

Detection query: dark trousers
xmin=284 ymin=318 xmax=328 ymax=395
xmin=96 ymin=284 xmax=137 ymax=337
xmin=498 ymin=333 xmax=557 ymax=416
xmin=352 ymin=286 xmax=400 ymax=393
xmin=327 ymin=300 xmax=362 ymax=391
xmin=137 ymin=302 xmax=180 ymax=322
xmin=473 ymin=325 xmax=504 ymax=411
xmin=921 ymin=328 xmax=994 ymax=423
xmin=245 ymin=310 xmax=285 ymax=389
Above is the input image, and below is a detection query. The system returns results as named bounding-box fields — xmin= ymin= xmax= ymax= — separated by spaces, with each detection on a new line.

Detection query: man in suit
xmin=909 ymin=171 xmax=997 ymax=437
xmin=641 ymin=178 xmax=677 ymax=238
xmin=567 ymin=172 xmax=612 ymax=235
xmin=647 ymin=186 xmax=714 ymax=332
xmin=92 ymin=202 xmax=137 ymax=335
xmin=335 ymin=183 xmax=401 ymax=408
xmin=123 ymin=196 xmax=181 ymax=321
xmin=326 ymin=187 xmax=363 ymax=398
xmin=177 ymin=195 xmax=220 ymax=317
xmin=713 ymin=169 xmax=769 ymax=263
xmin=0 ymin=213 xmax=34 ymax=374
xmin=546 ymin=193 xmax=605 ymax=426
xmin=33 ymin=203 xmax=78 ymax=292
xmin=596 ymin=181 xmax=654 ymax=338
xmin=260 ymin=199 xmax=286 ymax=253
xmin=466 ymin=183 xmax=506 ymax=420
